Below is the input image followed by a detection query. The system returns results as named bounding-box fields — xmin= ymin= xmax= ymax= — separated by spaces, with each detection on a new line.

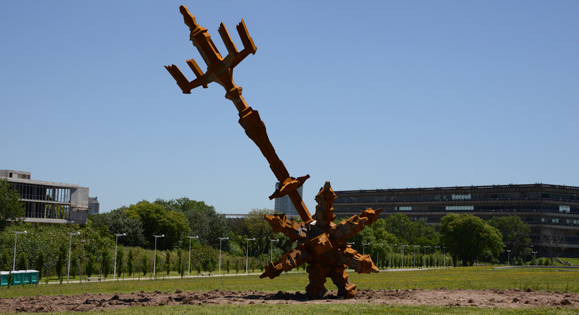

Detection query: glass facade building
xmin=333 ymin=183 xmax=579 ymax=257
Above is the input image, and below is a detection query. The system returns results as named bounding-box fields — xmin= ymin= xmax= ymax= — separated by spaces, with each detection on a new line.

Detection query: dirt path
xmin=1 ymin=288 xmax=577 ymax=312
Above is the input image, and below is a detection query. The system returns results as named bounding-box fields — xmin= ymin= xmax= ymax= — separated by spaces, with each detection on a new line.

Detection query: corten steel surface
xmin=165 ymin=5 xmax=382 ymax=298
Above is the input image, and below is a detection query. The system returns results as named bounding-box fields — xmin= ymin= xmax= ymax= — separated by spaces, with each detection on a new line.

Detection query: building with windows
xmin=274 ymin=182 xmax=303 ymax=217
xmin=88 ymin=197 xmax=100 ymax=215
xmin=333 ymin=183 xmax=579 ymax=257
xmin=0 ymin=170 xmax=90 ymax=226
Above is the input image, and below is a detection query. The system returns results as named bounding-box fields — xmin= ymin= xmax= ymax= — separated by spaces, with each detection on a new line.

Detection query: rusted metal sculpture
xmin=165 ymin=5 xmax=382 ymax=299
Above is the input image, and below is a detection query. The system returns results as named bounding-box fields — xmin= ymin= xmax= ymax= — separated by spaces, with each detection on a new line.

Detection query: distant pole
xmin=12 ymin=231 xmax=27 ymax=271
xmin=153 ymin=234 xmax=165 ymax=278
xmin=532 ymin=251 xmax=538 ymax=266
xmin=218 ymin=237 xmax=229 ymax=275
xmin=113 ymin=233 xmax=126 ymax=280
xmin=246 ymin=238 xmax=255 ymax=273
xmin=442 ymin=245 xmax=446 ymax=267
xmin=188 ymin=236 xmax=198 ymax=276
xmin=269 ymin=239 xmax=279 ymax=263
xmin=506 ymin=250 xmax=511 ymax=266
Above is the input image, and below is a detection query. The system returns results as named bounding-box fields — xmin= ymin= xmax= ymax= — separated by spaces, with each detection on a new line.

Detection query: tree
xmin=125 ymin=201 xmax=190 ymax=250
xmin=157 ymin=198 xmax=230 ymax=249
xmin=35 ymin=252 xmax=44 ymax=280
xmin=487 ymin=216 xmax=531 ymax=259
xmin=541 ymin=229 xmax=565 ymax=263
xmin=231 ymin=209 xmax=276 ymax=257
xmin=127 ymin=249 xmax=134 ymax=277
xmin=86 ymin=254 xmax=95 ymax=278
xmin=165 ymin=251 xmax=171 ymax=275
xmin=440 ymin=213 xmax=504 ymax=266
xmin=0 ymin=178 xmax=25 ymax=232
xmin=141 ymin=255 xmax=148 ymax=276
xmin=91 ymin=208 xmax=146 ymax=247
xmin=116 ymin=248 xmax=124 ymax=278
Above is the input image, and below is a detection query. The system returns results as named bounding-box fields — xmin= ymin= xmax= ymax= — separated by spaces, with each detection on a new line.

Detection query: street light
xmin=401 ymin=245 xmax=408 ymax=268
xmin=362 ymin=243 xmax=370 ymax=255
xmin=245 ymin=238 xmax=255 ymax=273
xmin=218 ymin=237 xmax=229 ymax=275
xmin=506 ymin=250 xmax=511 ymax=266
xmin=413 ymin=245 xmax=420 ymax=268
xmin=531 ymin=251 xmax=538 ymax=266
xmin=153 ymin=234 xmax=165 ymax=278
xmin=269 ymin=239 xmax=279 ymax=263
xmin=113 ymin=233 xmax=126 ymax=280
xmin=423 ymin=246 xmax=430 ymax=268
xmin=442 ymin=245 xmax=446 ymax=267
xmin=187 ymin=236 xmax=199 ymax=276
xmin=67 ymin=232 xmax=80 ymax=283
xmin=12 ymin=231 xmax=27 ymax=271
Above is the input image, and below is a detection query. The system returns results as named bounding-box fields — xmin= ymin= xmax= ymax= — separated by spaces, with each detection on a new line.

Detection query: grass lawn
xmin=1 ymin=266 xmax=578 ymax=299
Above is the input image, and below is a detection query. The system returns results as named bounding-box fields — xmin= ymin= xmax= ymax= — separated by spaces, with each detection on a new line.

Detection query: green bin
xmin=0 ymin=271 xmax=8 ymax=286
xmin=11 ymin=271 xmax=24 ymax=286
xmin=25 ymin=270 xmax=39 ymax=285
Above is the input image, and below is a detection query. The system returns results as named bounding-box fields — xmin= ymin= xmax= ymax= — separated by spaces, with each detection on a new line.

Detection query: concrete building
xmin=0 ymin=170 xmax=90 ymax=226
xmin=333 ymin=183 xmax=579 ymax=257
xmin=88 ymin=197 xmax=100 ymax=215
xmin=274 ymin=182 xmax=303 ymax=217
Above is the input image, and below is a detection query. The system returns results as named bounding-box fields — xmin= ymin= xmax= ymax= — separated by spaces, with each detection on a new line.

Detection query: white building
xmin=0 ymin=170 xmax=90 ymax=226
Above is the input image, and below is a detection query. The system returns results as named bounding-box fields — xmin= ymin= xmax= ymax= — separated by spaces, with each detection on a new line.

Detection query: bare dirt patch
xmin=1 ymin=288 xmax=578 ymax=312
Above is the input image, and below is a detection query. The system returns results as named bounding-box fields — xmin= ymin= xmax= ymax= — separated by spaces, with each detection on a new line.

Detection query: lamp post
xmin=245 ymin=238 xmax=255 ymax=273
xmin=401 ymin=245 xmax=408 ymax=268
xmin=413 ymin=245 xmax=420 ymax=268
xmin=506 ymin=250 xmax=511 ymax=266
xmin=423 ymin=246 xmax=430 ymax=267
xmin=362 ymin=243 xmax=370 ymax=256
xmin=67 ymin=232 xmax=80 ymax=283
xmin=113 ymin=233 xmax=126 ymax=280
xmin=218 ymin=237 xmax=229 ymax=275
xmin=12 ymin=231 xmax=27 ymax=271
xmin=532 ymin=251 xmax=538 ymax=266
xmin=269 ymin=239 xmax=279 ymax=263
xmin=442 ymin=245 xmax=446 ymax=267
xmin=187 ymin=236 xmax=199 ymax=276
xmin=346 ymin=242 xmax=354 ymax=270
xmin=153 ymin=234 xmax=165 ymax=278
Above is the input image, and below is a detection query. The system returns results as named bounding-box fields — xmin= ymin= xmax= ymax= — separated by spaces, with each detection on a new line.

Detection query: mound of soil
xmin=0 ymin=288 xmax=577 ymax=312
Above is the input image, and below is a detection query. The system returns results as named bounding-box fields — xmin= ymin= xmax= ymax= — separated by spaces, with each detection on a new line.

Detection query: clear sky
xmin=1 ymin=1 xmax=578 ymax=215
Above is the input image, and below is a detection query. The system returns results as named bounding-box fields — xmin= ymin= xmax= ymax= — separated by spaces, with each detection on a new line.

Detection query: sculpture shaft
xmin=165 ymin=5 xmax=312 ymax=222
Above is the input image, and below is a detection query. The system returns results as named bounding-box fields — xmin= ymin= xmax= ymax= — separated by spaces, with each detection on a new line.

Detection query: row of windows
xmin=11 ymin=182 xmax=71 ymax=203
xmin=24 ymin=201 xmax=70 ymax=220
xmin=335 ymin=192 xmax=579 ymax=204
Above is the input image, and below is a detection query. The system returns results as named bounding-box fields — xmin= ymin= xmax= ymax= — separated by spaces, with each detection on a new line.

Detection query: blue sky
xmin=1 ymin=1 xmax=578 ymax=215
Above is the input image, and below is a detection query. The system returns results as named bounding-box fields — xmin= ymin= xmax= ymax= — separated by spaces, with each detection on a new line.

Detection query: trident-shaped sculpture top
xmin=165 ymin=5 xmax=313 ymax=222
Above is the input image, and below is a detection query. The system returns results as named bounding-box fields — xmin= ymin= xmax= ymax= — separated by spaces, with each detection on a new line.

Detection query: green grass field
xmin=2 ymin=267 xmax=579 ymax=314
xmin=1 ymin=266 xmax=579 ymax=299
